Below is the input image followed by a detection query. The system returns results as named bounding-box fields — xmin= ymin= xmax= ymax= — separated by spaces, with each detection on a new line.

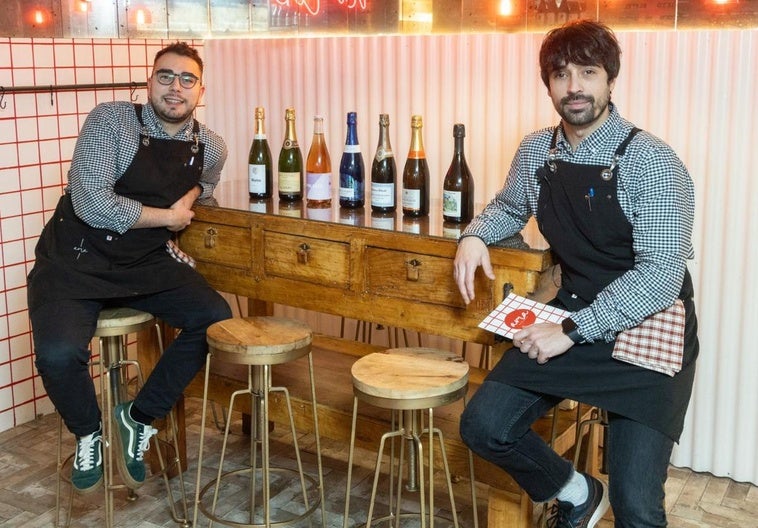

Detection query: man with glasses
xmin=27 ymin=42 xmax=232 ymax=493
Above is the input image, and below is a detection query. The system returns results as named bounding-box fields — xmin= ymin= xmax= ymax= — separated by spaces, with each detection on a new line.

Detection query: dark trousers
xmin=460 ymin=379 xmax=674 ymax=528
xmin=31 ymin=283 xmax=232 ymax=437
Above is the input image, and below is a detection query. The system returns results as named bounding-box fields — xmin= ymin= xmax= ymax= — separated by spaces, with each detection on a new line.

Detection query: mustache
xmin=561 ymin=94 xmax=594 ymax=105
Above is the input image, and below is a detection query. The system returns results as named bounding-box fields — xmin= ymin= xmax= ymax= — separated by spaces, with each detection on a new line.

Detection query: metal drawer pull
xmin=204 ymin=227 xmax=217 ymax=248
xmin=406 ymin=258 xmax=421 ymax=281
xmin=297 ymin=242 xmax=311 ymax=264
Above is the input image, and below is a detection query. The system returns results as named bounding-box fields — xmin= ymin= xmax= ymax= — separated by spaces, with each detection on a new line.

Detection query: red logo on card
xmin=504 ymin=309 xmax=536 ymax=329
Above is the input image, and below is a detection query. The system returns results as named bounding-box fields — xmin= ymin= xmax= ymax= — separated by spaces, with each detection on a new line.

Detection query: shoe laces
xmin=75 ymin=431 xmax=102 ymax=471
xmin=134 ymin=424 xmax=158 ymax=462
xmin=546 ymin=501 xmax=573 ymax=528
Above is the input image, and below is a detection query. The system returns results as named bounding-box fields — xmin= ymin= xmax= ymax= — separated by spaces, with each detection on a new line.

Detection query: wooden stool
xmin=343 ymin=348 xmax=473 ymax=528
xmin=193 ymin=316 xmax=326 ymax=528
xmin=55 ymin=307 xmax=190 ymax=528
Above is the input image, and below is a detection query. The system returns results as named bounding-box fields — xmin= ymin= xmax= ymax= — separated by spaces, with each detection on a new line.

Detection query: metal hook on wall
xmin=0 ymin=86 xmax=6 ymax=109
xmin=130 ymin=81 xmax=139 ymax=102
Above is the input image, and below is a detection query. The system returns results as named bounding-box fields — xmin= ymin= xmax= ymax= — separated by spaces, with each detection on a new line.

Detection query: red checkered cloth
xmin=612 ymin=299 xmax=685 ymax=377
xmin=166 ymin=239 xmax=196 ymax=268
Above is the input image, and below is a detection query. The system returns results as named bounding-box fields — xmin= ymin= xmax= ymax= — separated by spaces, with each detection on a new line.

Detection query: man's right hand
xmin=453 ymin=236 xmax=495 ymax=305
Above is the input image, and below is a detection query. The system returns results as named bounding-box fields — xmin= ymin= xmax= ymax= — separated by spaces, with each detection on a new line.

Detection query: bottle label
xmin=371 ymin=182 xmax=395 ymax=207
xmin=343 ymin=144 xmax=361 ymax=154
xmin=254 ymin=133 xmax=267 ymax=140
xmin=283 ymin=139 xmax=299 ymax=149
xmin=279 ymin=171 xmax=301 ymax=193
xmin=375 ymin=147 xmax=394 ymax=162
xmin=249 ymin=164 xmax=267 ymax=194
xmin=442 ymin=190 xmax=462 ymax=217
xmin=306 ymin=171 xmax=331 ymax=200
xmin=402 ymin=188 xmax=421 ymax=210
xmin=339 ymin=182 xmax=356 ymax=200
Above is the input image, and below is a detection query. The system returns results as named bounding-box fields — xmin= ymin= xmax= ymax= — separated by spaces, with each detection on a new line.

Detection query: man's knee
xmin=34 ymin=341 xmax=88 ymax=377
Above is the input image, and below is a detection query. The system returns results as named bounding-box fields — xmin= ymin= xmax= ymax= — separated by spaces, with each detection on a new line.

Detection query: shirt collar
xmin=555 ymin=102 xmax=621 ymax=155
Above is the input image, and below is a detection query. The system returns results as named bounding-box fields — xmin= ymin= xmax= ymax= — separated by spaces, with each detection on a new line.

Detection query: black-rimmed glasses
xmin=154 ymin=70 xmax=200 ymax=89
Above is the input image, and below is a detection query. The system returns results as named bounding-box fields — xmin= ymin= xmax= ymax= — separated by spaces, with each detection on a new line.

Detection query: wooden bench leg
xmin=488 ymin=488 xmax=533 ymax=528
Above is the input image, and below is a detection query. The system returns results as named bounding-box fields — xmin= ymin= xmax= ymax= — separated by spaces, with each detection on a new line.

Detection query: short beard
xmin=557 ymin=94 xmax=609 ymax=127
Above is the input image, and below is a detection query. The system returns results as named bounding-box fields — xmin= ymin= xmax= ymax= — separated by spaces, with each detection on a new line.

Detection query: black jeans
xmin=461 ymin=380 xmax=675 ymax=527
xmin=31 ymin=283 xmax=232 ymax=437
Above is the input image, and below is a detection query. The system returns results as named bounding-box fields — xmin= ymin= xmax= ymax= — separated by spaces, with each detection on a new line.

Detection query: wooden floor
xmin=0 ymin=397 xmax=755 ymax=528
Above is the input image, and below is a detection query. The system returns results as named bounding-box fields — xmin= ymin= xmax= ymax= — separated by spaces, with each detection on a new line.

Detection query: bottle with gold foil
xmin=401 ymin=115 xmax=429 ymax=217
xmin=248 ymin=106 xmax=273 ymax=199
xmin=305 ymin=115 xmax=332 ymax=207
xmin=371 ymin=113 xmax=396 ymax=213
xmin=278 ymin=107 xmax=304 ymax=201
xmin=442 ymin=123 xmax=474 ymax=223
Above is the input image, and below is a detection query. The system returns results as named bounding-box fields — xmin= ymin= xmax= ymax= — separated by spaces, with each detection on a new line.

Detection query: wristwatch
xmin=561 ymin=317 xmax=584 ymax=344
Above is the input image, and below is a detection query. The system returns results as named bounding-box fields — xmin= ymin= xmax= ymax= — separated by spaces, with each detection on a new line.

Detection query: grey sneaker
xmin=112 ymin=401 xmax=158 ymax=489
xmin=71 ymin=427 xmax=103 ymax=493
xmin=547 ymin=473 xmax=610 ymax=528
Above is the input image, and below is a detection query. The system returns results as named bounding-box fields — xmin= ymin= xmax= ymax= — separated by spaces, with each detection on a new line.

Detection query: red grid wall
xmin=0 ymin=37 xmax=205 ymax=433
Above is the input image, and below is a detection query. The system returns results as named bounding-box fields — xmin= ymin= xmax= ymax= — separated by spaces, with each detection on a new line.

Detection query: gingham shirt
xmin=463 ymin=104 xmax=695 ymax=343
xmin=67 ymin=101 xmax=228 ymax=234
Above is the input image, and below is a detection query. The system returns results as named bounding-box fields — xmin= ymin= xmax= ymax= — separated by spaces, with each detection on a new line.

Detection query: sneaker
xmin=547 ymin=473 xmax=610 ymax=528
xmin=112 ymin=401 xmax=158 ymax=489
xmin=71 ymin=427 xmax=103 ymax=494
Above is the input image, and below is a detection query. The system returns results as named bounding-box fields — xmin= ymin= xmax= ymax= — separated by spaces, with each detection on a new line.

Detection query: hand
xmin=453 ymin=236 xmax=495 ymax=305
xmin=512 ymin=322 xmax=574 ymax=364
xmin=166 ymin=188 xmax=199 ymax=232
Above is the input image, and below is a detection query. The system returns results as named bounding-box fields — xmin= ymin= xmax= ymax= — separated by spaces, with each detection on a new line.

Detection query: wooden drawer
xmin=180 ymin=220 xmax=252 ymax=270
xmin=263 ymin=231 xmax=350 ymax=288
xmin=366 ymin=247 xmax=488 ymax=308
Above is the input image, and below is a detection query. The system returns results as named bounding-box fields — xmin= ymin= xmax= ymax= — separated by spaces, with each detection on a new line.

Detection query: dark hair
xmin=539 ymin=20 xmax=621 ymax=88
xmin=154 ymin=42 xmax=204 ymax=76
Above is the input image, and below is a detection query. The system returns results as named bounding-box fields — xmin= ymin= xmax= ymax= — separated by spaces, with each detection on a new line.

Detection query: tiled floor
xmin=0 ymin=397 xmax=755 ymax=527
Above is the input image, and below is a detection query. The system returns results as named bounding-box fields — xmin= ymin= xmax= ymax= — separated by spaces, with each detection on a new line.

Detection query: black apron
xmin=489 ymin=128 xmax=698 ymax=441
xmin=28 ymin=104 xmax=207 ymax=307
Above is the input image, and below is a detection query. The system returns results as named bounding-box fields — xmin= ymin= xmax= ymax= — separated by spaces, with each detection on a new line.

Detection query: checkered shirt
xmin=463 ymin=104 xmax=695 ymax=343
xmin=67 ymin=101 xmax=228 ymax=234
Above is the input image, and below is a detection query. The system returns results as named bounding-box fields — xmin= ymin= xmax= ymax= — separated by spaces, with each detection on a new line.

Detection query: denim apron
xmin=488 ymin=128 xmax=698 ymax=441
xmin=28 ymin=104 xmax=207 ymax=307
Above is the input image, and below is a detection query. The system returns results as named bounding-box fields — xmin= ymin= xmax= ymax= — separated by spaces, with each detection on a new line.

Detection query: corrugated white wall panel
xmin=204 ymin=29 xmax=758 ymax=484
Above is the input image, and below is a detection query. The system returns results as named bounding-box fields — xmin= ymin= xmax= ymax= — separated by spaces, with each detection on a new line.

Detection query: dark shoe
xmin=71 ymin=427 xmax=103 ymax=494
xmin=547 ymin=473 xmax=610 ymax=528
xmin=112 ymin=401 xmax=158 ymax=489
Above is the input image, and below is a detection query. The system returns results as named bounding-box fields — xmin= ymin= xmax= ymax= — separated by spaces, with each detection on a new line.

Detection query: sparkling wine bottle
xmin=402 ymin=115 xmax=429 ymax=217
xmin=371 ymin=113 xmax=396 ymax=213
xmin=442 ymin=123 xmax=474 ymax=223
xmin=248 ymin=106 xmax=273 ymax=199
xmin=339 ymin=111 xmax=365 ymax=208
xmin=305 ymin=115 xmax=332 ymax=208
xmin=278 ymin=107 xmax=304 ymax=201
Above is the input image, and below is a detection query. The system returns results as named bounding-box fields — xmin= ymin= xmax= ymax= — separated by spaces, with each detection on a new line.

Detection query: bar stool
xmin=193 ymin=316 xmax=326 ymax=528
xmin=343 ymin=348 xmax=477 ymax=528
xmin=55 ymin=307 xmax=190 ymax=527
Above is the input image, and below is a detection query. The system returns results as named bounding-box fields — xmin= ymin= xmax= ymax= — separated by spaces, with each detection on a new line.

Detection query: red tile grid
xmin=0 ymin=37 xmax=205 ymax=432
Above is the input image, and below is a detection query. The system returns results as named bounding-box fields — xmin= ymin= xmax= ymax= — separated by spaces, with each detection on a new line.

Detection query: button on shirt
xmin=66 ymin=101 xmax=228 ymax=235
xmin=463 ymin=104 xmax=695 ymax=343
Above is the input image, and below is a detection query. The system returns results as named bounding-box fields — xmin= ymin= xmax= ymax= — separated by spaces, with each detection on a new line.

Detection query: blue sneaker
xmin=547 ymin=473 xmax=609 ymax=528
xmin=112 ymin=401 xmax=158 ymax=489
xmin=71 ymin=427 xmax=103 ymax=493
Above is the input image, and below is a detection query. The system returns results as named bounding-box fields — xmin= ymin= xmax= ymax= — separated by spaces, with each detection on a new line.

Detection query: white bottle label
xmin=279 ymin=171 xmax=301 ymax=193
xmin=339 ymin=183 xmax=356 ymax=199
xmin=402 ymin=188 xmax=421 ymax=210
xmin=249 ymin=164 xmax=267 ymax=194
xmin=371 ymin=182 xmax=395 ymax=207
xmin=343 ymin=144 xmax=361 ymax=154
xmin=443 ymin=190 xmax=462 ymax=216
xmin=306 ymin=172 xmax=331 ymax=200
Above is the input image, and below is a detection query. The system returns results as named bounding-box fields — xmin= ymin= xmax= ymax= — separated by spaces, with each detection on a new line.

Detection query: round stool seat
xmin=206 ymin=317 xmax=312 ymax=366
xmin=351 ymin=352 xmax=469 ymax=410
xmin=384 ymin=346 xmax=465 ymax=363
xmin=95 ymin=307 xmax=155 ymax=337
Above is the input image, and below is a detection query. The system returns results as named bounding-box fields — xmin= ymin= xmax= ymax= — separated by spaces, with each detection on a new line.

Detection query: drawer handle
xmin=406 ymin=258 xmax=421 ymax=281
xmin=204 ymin=227 xmax=217 ymax=249
xmin=297 ymin=242 xmax=310 ymax=264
